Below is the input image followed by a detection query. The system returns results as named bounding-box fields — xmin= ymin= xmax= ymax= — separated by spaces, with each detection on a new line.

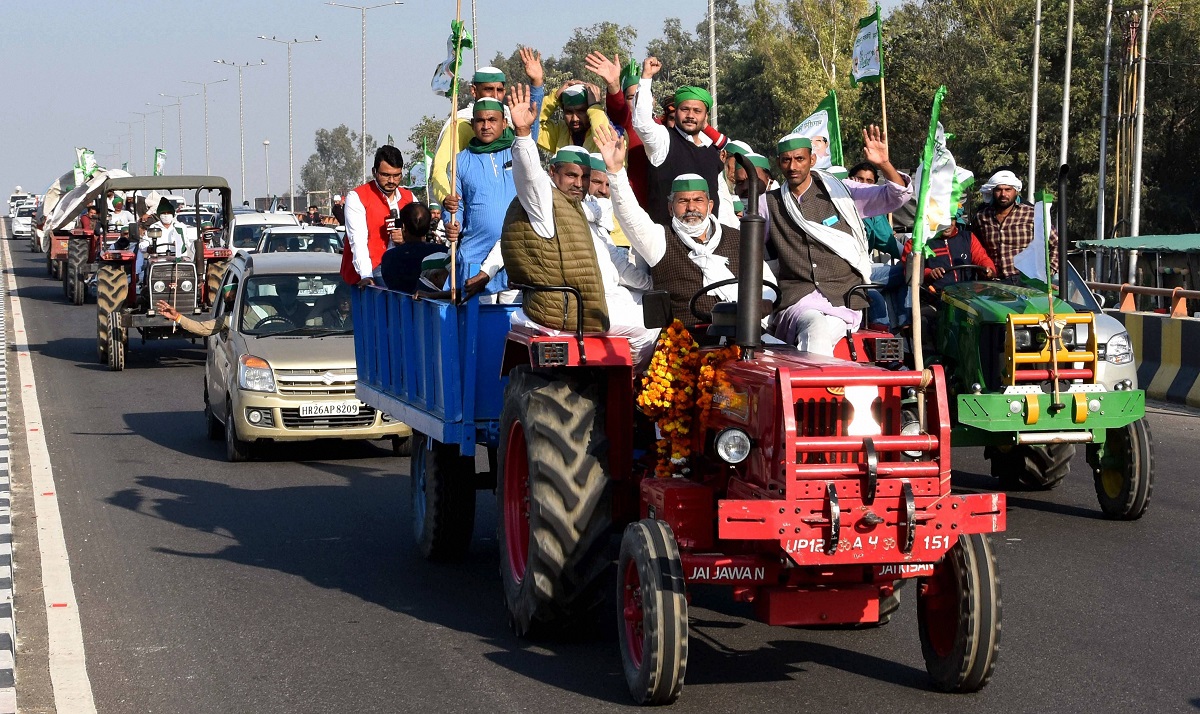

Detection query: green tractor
xmin=925 ymin=229 xmax=1151 ymax=520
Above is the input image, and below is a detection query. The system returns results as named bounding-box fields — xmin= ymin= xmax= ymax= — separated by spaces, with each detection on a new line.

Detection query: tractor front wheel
xmin=617 ymin=519 xmax=688 ymax=706
xmin=917 ymin=533 xmax=1002 ymax=693
xmin=987 ymin=442 xmax=1074 ymax=490
xmin=497 ymin=367 xmax=612 ymax=637
xmin=410 ymin=433 xmax=476 ymax=561
xmin=1090 ymin=418 xmax=1154 ymax=520
xmin=96 ymin=265 xmax=127 ymax=364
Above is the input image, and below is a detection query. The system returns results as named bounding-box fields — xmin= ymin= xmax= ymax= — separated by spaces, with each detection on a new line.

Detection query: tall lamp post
xmin=325 ymin=2 xmax=404 ymax=182
xmin=215 ymin=60 xmax=267 ymax=204
xmin=160 ymin=92 xmax=198 ymax=174
xmin=145 ymin=103 xmax=169 ymax=150
xmin=258 ymin=35 xmax=322 ymax=212
xmin=131 ymin=110 xmax=157 ymax=174
xmin=117 ymin=120 xmax=140 ymax=170
xmin=183 ymin=78 xmax=229 ymax=175
xmin=263 ymin=140 xmax=272 ymax=199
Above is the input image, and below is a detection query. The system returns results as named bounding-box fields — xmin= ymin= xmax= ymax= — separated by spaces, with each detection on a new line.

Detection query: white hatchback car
xmin=11 ymin=202 xmax=35 ymax=236
xmin=223 ymin=210 xmax=300 ymax=256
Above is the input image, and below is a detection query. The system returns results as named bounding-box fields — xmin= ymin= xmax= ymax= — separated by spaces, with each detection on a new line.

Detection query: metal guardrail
xmin=1087 ymin=281 xmax=1200 ymax=318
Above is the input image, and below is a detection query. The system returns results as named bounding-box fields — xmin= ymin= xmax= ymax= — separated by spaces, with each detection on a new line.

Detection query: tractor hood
xmin=939 ymin=281 xmax=1077 ymax=324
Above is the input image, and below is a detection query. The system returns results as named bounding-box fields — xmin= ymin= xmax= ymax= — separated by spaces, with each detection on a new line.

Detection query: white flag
xmin=912 ymin=123 xmax=973 ymax=236
xmin=1014 ymin=196 xmax=1053 ymax=284
xmin=850 ymin=8 xmax=883 ymax=86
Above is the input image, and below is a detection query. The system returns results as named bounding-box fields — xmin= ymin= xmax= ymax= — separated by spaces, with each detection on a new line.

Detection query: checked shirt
xmin=972 ymin=203 xmax=1058 ymax=279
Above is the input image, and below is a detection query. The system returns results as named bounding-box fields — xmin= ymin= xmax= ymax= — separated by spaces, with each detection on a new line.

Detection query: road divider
xmin=1108 ymin=310 xmax=1200 ymax=407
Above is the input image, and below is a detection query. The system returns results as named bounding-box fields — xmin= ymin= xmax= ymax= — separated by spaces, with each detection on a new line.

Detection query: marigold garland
xmin=637 ymin=320 xmax=740 ymax=478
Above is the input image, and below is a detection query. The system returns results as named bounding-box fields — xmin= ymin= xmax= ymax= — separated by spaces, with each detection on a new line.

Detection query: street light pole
xmin=160 ymin=92 xmax=198 ymax=174
xmin=259 ymin=35 xmax=322 ymax=213
xmin=183 ymin=78 xmax=229 ymax=175
xmin=117 ymin=120 xmax=139 ymax=170
xmin=131 ymin=110 xmax=156 ymax=174
xmin=263 ymin=140 xmax=272 ymax=199
xmin=326 ymin=2 xmax=404 ymax=183
xmin=216 ymin=60 xmax=267 ymax=204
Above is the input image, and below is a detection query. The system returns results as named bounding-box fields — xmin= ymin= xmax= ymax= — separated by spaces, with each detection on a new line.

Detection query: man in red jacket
xmin=343 ymin=145 xmax=414 ymax=286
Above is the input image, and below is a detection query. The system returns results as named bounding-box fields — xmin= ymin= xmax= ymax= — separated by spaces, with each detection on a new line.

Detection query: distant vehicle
xmin=175 ymin=210 xmax=220 ymax=230
xmin=12 ymin=203 xmax=36 ymax=236
xmin=223 ymin=210 xmax=300 ymax=255
xmin=8 ymin=188 xmax=31 ymax=218
xmin=256 ymin=225 xmax=342 ymax=255
xmin=202 ymin=252 xmax=410 ymax=461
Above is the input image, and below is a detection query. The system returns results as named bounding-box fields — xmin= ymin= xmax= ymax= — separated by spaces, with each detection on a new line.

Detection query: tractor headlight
xmin=1060 ymin=325 xmax=1077 ymax=347
xmin=1105 ymin=331 xmax=1134 ymax=365
xmin=180 ymin=279 xmax=194 ymax=293
xmin=152 ymin=280 xmax=167 ymax=293
xmin=238 ymin=354 xmax=276 ymax=392
xmin=1013 ymin=327 xmax=1033 ymax=351
xmin=715 ymin=428 xmax=752 ymax=464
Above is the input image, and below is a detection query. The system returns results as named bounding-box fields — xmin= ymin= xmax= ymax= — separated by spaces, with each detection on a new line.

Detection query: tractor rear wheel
xmin=225 ymin=399 xmax=253 ymax=462
xmin=917 ymin=533 xmax=1002 ymax=693
xmin=106 ymin=311 xmax=126 ymax=371
xmin=1090 ymin=418 xmax=1154 ymax=520
xmin=96 ymin=265 xmax=126 ymax=364
xmin=45 ymin=252 xmax=53 ymax=277
xmin=617 ymin=519 xmax=688 ymax=706
xmin=204 ymin=258 xmax=229 ymax=308
xmin=410 ymin=432 xmax=476 ymax=561
xmin=497 ymin=367 xmax=612 ymax=637
xmin=987 ymin=442 xmax=1074 ymax=490
xmin=66 ymin=237 xmax=87 ymax=304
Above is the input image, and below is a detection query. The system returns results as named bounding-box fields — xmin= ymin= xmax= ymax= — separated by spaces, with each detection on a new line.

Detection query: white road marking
xmin=1 ymin=224 xmax=98 ymax=712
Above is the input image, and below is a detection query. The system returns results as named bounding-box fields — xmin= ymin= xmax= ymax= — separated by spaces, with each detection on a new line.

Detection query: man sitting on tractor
xmin=972 ymin=169 xmax=1058 ymax=282
xmin=597 ymin=123 xmax=777 ymax=333
xmin=109 ymin=195 xmax=135 ymax=232
xmin=138 ymin=198 xmax=198 ymax=290
xmin=764 ymin=128 xmax=912 ymax=355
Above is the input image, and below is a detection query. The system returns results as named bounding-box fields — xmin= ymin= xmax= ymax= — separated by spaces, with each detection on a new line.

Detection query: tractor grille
xmin=148 ymin=262 xmax=198 ymax=313
xmin=275 ymin=367 xmax=357 ymax=396
xmin=279 ymin=405 xmax=377 ymax=429
xmin=794 ymin=395 xmax=897 ymax=465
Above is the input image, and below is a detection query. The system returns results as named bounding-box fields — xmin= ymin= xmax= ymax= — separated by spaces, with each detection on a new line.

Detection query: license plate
xmin=299 ymin=402 xmax=360 ymax=417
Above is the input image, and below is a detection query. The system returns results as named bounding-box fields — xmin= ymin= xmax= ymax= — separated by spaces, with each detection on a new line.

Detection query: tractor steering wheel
xmin=252 ymin=314 xmax=296 ymax=331
xmin=939 ymin=264 xmax=990 ymax=281
xmin=688 ymin=278 xmax=780 ymax=323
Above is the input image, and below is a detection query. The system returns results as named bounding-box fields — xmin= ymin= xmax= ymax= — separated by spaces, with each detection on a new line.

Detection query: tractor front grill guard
xmin=1003 ymin=312 xmax=1098 ymax=386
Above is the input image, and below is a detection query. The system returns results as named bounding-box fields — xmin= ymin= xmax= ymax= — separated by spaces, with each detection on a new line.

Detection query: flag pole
xmin=877 ymin=4 xmax=891 ymax=227
xmin=908 ymin=86 xmax=947 ymax=425
xmin=447 ymin=0 xmax=464 ymax=303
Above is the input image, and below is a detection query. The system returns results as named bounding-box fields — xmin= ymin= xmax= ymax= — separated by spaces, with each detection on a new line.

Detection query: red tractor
xmin=93 ymin=176 xmax=233 ymax=369
xmin=354 ymin=160 xmax=1005 ymax=704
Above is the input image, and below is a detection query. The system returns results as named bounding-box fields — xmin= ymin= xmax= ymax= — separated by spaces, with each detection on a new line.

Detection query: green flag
xmin=430 ymin=20 xmax=474 ymax=97
xmin=790 ymin=90 xmax=843 ymax=170
xmin=912 ymin=123 xmax=973 ymax=239
xmin=910 ymin=86 xmax=948 ymax=257
xmin=387 ymin=134 xmax=395 ymax=147
xmin=850 ymin=8 xmax=883 ymax=87
xmin=153 ymin=148 xmax=166 ymax=177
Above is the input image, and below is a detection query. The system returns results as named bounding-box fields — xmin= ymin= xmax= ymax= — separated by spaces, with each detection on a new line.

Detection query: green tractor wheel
xmin=987 ymin=442 xmax=1074 ymax=490
xmin=96 ymin=266 xmax=127 ymax=364
xmin=1089 ymin=418 xmax=1153 ymax=520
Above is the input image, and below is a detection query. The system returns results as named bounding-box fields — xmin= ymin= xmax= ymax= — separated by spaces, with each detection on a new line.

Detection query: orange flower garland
xmin=637 ymin=320 xmax=740 ymax=478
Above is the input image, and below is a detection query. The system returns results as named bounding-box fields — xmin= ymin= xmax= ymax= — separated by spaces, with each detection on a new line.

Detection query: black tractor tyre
xmin=45 ymin=251 xmax=53 ymax=277
xmin=225 ymin=399 xmax=253 ymax=462
xmin=617 ymin=519 xmax=688 ymax=706
xmin=96 ymin=265 xmax=127 ymax=364
xmin=203 ymin=385 xmax=223 ymax=441
xmin=1090 ymin=418 xmax=1154 ymax=520
xmin=204 ymin=258 xmax=230 ymax=308
xmin=410 ymin=433 xmax=477 ymax=562
xmin=987 ymin=442 xmax=1074 ymax=490
xmin=106 ymin=311 xmax=126 ymax=372
xmin=497 ymin=367 xmax=613 ymax=638
xmin=917 ymin=533 xmax=1002 ymax=693
xmin=66 ymin=237 xmax=88 ymax=304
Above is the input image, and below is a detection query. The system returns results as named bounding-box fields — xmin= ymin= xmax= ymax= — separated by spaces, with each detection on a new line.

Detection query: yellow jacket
xmin=429 ymin=109 xmax=475 ymax=204
xmin=536 ymin=90 xmax=609 ymax=154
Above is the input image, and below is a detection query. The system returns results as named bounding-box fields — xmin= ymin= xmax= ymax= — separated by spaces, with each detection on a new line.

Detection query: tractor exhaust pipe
xmin=1057 ymin=164 xmax=1070 ymax=299
xmin=733 ymin=152 xmax=764 ymax=358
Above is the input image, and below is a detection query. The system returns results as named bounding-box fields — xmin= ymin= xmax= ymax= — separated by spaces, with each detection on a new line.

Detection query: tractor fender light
xmin=715 ymin=428 xmax=752 ymax=464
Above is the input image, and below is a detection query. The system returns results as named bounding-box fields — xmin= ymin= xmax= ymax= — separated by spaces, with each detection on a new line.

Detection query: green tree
xmin=299 ymin=125 xmax=376 ymax=195
xmin=405 ymin=114 xmax=444 ymax=168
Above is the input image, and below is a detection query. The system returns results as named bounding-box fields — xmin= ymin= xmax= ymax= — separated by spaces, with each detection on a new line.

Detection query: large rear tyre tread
xmin=66 ymin=237 xmax=88 ymax=304
xmin=988 ymin=442 xmax=1074 ymax=490
xmin=96 ymin=265 xmax=127 ymax=364
xmin=918 ymin=533 xmax=1002 ymax=693
xmin=411 ymin=433 xmax=477 ymax=562
xmin=204 ymin=258 xmax=230 ymax=308
xmin=618 ymin=519 xmax=688 ymax=706
xmin=106 ymin=312 xmax=126 ymax=371
xmin=1090 ymin=418 xmax=1154 ymax=520
xmin=498 ymin=367 xmax=612 ymax=638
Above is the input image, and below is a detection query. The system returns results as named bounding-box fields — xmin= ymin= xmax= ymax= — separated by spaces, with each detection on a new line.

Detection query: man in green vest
xmin=493 ymin=84 xmax=659 ymax=369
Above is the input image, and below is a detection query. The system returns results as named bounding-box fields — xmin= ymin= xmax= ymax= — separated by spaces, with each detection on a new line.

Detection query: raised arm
xmin=596 ymin=123 xmax=667 ymax=266
xmin=631 ymin=58 xmax=670 ymax=167
xmin=509 ymin=84 xmax=557 ymax=239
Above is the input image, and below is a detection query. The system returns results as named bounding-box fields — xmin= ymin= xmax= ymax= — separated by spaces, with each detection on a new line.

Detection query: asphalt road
xmin=5 ymin=225 xmax=1199 ymax=713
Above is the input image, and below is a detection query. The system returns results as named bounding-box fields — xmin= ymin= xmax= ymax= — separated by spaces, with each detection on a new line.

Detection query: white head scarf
xmin=981 ymin=170 xmax=1023 ymax=203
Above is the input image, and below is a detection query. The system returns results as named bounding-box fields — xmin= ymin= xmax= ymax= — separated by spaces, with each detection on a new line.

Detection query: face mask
xmin=160 ymin=213 xmax=175 ymax=225
xmin=671 ymin=212 xmax=710 ymax=239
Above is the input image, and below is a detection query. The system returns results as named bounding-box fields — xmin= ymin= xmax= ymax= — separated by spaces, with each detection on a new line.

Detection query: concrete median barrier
xmin=1109 ymin=310 xmax=1200 ymax=407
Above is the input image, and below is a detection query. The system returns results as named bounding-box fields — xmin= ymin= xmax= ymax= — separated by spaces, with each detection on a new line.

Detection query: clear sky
xmin=0 ymin=0 xmax=717 ymax=203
